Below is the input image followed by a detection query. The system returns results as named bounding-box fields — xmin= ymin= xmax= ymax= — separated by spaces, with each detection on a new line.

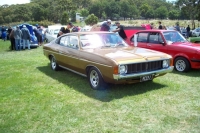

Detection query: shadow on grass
xmin=37 ymin=65 xmax=167 ymax=102
xmin=172 ymin=69 xmax=200 ymax=77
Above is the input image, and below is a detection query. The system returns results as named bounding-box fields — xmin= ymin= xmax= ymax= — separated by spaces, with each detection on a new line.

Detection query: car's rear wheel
xmin=50 ymin=56 xmax=60 ymax=71
xmin=88 ymin=67 xmax=108 ymax=90
xmin=174 ymin=57 xmax=190 ymax=72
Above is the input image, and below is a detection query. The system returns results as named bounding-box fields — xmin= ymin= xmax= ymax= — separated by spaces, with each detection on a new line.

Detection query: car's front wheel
xmin=174 ymin=57 xmax=190 ymax=72
xmin=50 ymin=56 xmax=60 ymax=71
xmin=88 ymin=67 xmax=108 ymax=90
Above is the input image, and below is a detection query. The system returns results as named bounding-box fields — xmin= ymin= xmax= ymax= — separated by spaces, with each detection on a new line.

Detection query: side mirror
xmin=160 ymin=41 xmax=165 ymax=45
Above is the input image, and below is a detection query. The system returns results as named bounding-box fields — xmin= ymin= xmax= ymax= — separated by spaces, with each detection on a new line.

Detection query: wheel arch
xmin=85 ymin=65 xmax=104 ymax=78
xmin=173 ymin=53 xmax=190 ymax=65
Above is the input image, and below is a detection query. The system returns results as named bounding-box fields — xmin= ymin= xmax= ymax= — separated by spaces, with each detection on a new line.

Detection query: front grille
xmin=127 ymin=61 xmax=163 ymax=74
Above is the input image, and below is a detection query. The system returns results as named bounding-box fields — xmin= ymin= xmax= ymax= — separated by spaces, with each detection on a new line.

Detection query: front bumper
xmin=113 ymin=66 xmax=174 ymax=80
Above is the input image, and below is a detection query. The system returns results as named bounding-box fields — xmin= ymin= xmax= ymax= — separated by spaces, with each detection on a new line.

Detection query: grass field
xmin=0 ymin=40 xmax=200 ymax=133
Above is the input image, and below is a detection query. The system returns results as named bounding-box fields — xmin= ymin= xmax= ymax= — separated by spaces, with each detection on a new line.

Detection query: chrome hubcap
xmin=176 ymin=60 xmax=186 ymax=71
xmin=51 ymin=57 xmax=56 ymax=69
xmin=90 ymin=70 xmax=99 ymax=87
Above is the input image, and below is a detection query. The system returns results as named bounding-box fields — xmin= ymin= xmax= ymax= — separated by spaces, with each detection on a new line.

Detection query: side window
xmin=59 ymin=36 xmax=67 ymax=46
xmin=68 ymin=36 xmax=79 ymax=49
xmin=138 ymin=33 xmax=148 ymax=42
xmin=148 ymin=32 xmax=164 ymax=44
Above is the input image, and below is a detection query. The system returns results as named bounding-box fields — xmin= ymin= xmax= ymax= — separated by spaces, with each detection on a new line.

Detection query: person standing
xmin=21 ymin=25 xmax=31 ymax=50
xmin=33 ymin=27 xmax=42 ymax=46
xmin=14 ymin=26 xmax=22 ymax=51
xmin=71 ymin=24 xmax=79 ymax=32
xmin=112 ymin=22 xmax=127 ymax=40
xmin=57 ymin=22 xmax=72 ymax=37
xmin=7 ymin=26 xmax=12 ymax=40
xmin=175 ymin=23 xmax=181 ymax=33
xmin=100 ymin=19 xmax=111 ymax=31
xmin=186 ymin=25 xmax=190 ymax=38
xmin=9 ymin=28 xmax=15 ymax=50
xmin=1 ymin=26 xmax=7 ymax=41
xmin=158 ymin=21 xmax=163 ymax=29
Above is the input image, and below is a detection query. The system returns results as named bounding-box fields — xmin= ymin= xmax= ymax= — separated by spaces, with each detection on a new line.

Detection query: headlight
xmin=119 ymin=65 xmax=127 ymax=74
xmin=163 ymin=60 xmax=169 ymax=68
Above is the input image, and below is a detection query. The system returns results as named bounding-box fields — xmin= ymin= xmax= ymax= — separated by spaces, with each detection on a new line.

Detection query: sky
xmin=0 ymin=0 xmax=30 ymax=5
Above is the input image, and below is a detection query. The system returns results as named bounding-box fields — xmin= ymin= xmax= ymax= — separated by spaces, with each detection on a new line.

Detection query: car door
xmin=58 ymin=35 xmax=81 ymax=72
xmin=130 ymin=32 xmax=148 ymax=48
xmin=145 ymin=32 xmax=168 ymax=53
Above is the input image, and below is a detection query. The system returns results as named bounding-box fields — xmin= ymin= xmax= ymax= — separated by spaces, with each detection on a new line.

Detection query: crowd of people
xmin=1 ymin=20 xmax=193 ymax=50
xmin=1 ymin=24 xmax=45 ymax=51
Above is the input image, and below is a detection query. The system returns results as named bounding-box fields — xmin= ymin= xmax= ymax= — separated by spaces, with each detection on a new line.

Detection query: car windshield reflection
xmin=163 ymin=31 xmax=187 ymax=44
xmin=80 ymin=33 xmax=128 ymax=48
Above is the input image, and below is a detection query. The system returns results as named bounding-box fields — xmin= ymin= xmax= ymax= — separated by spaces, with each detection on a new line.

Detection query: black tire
xmin=174 ymin=57 xmax=190 ymax=72
xmin=50 ymin=56 xmax=60 ymax=71
xmin=87 ymin=67 xmax=108 ymax=90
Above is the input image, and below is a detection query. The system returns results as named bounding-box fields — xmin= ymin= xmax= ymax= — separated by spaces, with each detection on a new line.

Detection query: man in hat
xmin=57 ymin=22 xmax=73 ymax=37
xmin=13 ymin=26 xmax=22 ymax=51
xmin=112 ymin=22 xmax=127 ymax=40
xmin=100 ymin=19 xmax=111 ymax=31
xmin=21 ymin=25 xmax=31 ymax=50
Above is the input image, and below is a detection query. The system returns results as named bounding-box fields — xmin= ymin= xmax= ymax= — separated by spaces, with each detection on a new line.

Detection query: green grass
xmin=0 ymin=40 xmax=200 ymax=133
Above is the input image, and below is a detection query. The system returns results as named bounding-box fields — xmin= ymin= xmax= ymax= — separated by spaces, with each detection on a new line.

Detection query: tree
xmin=155 ymin=6 xmax=168 ymax=19
xmin=84 ymin=14 xmax=98 ymax=25
xmin=146 ymin=8 xmax=155 ymax=19
xmin=31 ymin=4 xmax=45 ymax=21
xmin=70 ymin=10 xmax=76 ymax=22
xmin=176 ymin=0 xmax=200 ymax=29
xmin=168 ymin=10 xmax=180 ymax=20
xmin=140 ymin=3 xmax=150 ymax=18
xmin=80 ymin=8 xmax=89 ymax=18
xmin=61 ymin=11 xmax=69 ymax=25
xmin=4 ymin=16 xmax=12 ymax=23
xmin=0 ymin=15 xmax=4 ymax=24
xmin=102 ymin=11 xmax=107 ymax=20
xmin=120 ymin=1 xmax=131 ymax=20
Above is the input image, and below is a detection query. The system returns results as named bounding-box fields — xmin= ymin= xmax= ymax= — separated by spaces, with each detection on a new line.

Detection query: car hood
xmin=83 ymin=46 xmax=170 ymax=64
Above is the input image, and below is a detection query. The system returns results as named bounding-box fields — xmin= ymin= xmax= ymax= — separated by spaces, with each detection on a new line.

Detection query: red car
xmin=126 ymin=30 xmax=200 ymax=72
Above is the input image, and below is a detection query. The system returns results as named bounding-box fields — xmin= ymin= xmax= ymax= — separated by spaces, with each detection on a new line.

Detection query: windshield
xmin=163 ymin=31 xmax=187 ymax=44
xmin=80 ymin=33 xmax=128 ymax=49
xmin=54 ymin=29 xmax=60 ymax=35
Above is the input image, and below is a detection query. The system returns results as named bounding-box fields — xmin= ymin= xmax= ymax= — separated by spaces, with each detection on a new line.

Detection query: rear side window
xmin=137 ymin=33 xmax=148 ymax=42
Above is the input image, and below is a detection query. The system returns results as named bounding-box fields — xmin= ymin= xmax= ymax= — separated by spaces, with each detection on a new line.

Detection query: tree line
xmin=0 ymin=0 xmax=199 ymax=26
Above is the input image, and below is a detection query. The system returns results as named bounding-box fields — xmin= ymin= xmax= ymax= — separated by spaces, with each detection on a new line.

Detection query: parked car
xmin=180 ymin=28 xmax=187 ymax=37
xmin=188 ymin=37 xmax=200 ymax=43
xmin=43 ymin=32 xmax=174 ymax=90
xmin=126 ymin=30 xmax=200 ymax=72
xmin=80 ymin=26 xmax=92 ymax=32
xmin=45 ymin=28 xmax=60 ymax=42
xmin=45 ymin=25 xmax=64 ymax=42
xmin=191 ymin=27 xmax=200 ymax=37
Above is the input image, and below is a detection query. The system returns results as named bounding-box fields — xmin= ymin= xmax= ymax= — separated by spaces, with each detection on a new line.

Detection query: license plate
xmin=140 ymin=75 xmax=153 ymax=82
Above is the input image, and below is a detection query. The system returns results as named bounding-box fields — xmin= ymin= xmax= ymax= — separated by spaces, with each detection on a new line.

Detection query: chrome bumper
xmin=113 ymin=66 xmax=174 ymax=80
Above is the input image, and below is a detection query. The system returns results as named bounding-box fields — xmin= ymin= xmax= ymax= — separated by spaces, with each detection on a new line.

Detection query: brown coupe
xmin=43 ymin=32 xmax=174 ymax=90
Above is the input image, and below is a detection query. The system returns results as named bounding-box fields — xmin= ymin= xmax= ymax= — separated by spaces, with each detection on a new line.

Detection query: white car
xmin=45 ymin=28 xmax=60 ymax=42
xmin=80 ymin=26 xmax=92 ymax=32
xmin=191 ymin=27 xmax=200 ymax=37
